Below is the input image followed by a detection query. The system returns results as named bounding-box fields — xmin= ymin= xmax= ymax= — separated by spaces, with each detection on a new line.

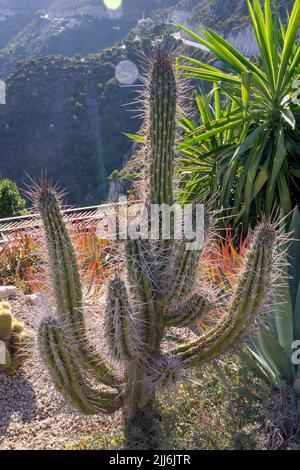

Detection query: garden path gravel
xmin=0 ymin=291 xmax=121 ymax=450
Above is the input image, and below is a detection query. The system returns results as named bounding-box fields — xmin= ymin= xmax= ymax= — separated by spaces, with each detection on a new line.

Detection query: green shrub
xmin=0 ymin=178 xmax=26 ymax=218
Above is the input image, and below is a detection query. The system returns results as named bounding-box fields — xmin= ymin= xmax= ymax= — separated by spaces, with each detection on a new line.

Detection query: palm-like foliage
xmin=177 ymin=0 xmax=300 ymax=230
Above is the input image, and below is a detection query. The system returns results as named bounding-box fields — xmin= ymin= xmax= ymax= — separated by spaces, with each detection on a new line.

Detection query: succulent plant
xmin=0 ymin=302 xmax=32 ymax=375
xmin=34 ymin=48 xmax=281 ymax=445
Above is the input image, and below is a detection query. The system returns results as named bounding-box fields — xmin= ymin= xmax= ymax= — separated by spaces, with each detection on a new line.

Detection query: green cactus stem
xmin=164 ymin=291 xmax=214 ymax=328
xmin=36 ymin=184 xmax=120 ymax=389
xmin=104 ymin=277 xmax=135 ymax=361
xmin=171 ymin=223 xmax=275 ymax=366
xmin=39 ymin=317 xmax=122 ymax=414
xmin=149 ymin=49 xmax=177 ymax=206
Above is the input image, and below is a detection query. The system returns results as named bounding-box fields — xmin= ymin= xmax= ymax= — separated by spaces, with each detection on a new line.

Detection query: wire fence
xmin=0 ymin=202 xmax=126 ymax=245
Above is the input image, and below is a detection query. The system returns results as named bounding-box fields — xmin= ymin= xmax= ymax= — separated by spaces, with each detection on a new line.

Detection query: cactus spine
xmin=0 ymin=302 xmax=32 ymax=374
xmin=36 ymin=48 xmax=280 ymax=443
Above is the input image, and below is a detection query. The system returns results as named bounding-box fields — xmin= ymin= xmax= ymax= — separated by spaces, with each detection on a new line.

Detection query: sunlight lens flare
xmin=115 ymin=60 xmax=138 ymax=85
xmin=0 ymin=80 xmax=6 ymax=105
xmin=103 ymin=0 xmax=122 ymax=10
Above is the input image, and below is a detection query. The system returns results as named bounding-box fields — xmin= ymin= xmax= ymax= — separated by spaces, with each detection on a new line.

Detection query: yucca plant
xmin=177 ymin=0 xmax=300 ymax=231
xmin=178 ymin=85 xmax=240 ymax=203
xmin=33 ymin=48 xmax=281 ymax=448
xmin=240 ymin=208 xmax=300 ymax=393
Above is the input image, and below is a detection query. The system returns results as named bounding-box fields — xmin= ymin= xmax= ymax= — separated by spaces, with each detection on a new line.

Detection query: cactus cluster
xmin=35 ymin=48 xmax=280 ymax=441
xmin=0 ymin=302 xmax=32 ymax=375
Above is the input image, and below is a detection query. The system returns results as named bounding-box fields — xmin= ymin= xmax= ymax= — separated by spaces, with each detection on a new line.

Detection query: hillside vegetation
xmin=1 ymin=0 xmax=292 ymax=206
xmin=0 ymin=44 xmax=141 ymax=205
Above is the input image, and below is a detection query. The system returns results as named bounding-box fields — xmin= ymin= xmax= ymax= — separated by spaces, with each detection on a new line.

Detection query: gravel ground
xmin=0 ymin=291 xmax=121 ymax=450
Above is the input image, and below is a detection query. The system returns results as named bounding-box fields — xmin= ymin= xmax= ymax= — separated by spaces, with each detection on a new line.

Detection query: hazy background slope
xmin=0 ymin=0 xmax=294 ymax=205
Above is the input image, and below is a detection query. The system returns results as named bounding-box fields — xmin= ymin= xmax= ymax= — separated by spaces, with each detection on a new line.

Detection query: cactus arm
xmin=39 ymin=318 xmax=123 ymax=415
xmin=167 ymin=207 xmax=210 ymax=305
xmin=37 ymin=185 xmax=120 ymax=388
xmin=126 ymin=239 xmax=163 ymax=350
xmin=125 ymin=363 xmax=148 ymax=419
xmin=149 ymin=52 xmax=177 ymax=206
xmin=167 ymin=242 xmax=203 ymax=305
xmin=171 ymin=223 xmax=275 ymax=367
xmin=104 ymin=277 xmax=135 ymax=361
xmin=164 ymin=291 xmax=214 ymax=327
xmin=41 ymin=197 xmax=82 ymax=323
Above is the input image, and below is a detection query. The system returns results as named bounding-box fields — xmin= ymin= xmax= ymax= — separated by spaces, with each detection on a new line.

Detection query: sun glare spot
xmin=115 ymin=60 xmax=138 ymax=85
xmin=0 ymin=80 xmax=6 ymax=105
xmin=103 ymin=0 xmax=122 ymax=10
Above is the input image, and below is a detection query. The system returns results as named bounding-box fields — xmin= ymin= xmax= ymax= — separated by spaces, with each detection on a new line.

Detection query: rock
xmin=0 ymin=285 xmax=17 ymax=300
xmin=25 ymin=293 xmax=40 ymax=306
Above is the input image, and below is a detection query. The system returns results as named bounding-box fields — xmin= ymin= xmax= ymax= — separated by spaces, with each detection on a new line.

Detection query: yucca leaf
xmin=275 ymin=0 xmax=300 ymax=97
xmin=197 ymin=24 xmax=270 ymax=96
xmin=179 ymin=120 xmax=244 ymax=149
xmin=241 ymin=71 xmax=252 ymax=113
xmin=277 ymin=170 xmax=292 ymax=218
xmin=281 ymin=106 xmax=296 ymax=129
xmin=180 ymin=66 xmax=241 ymax=84
xmin=236 ymin=152 xmax=271 ymax=222
xmin=214 ymin=83 xmax=221 ymax=120
xmin=123 ymin=133 xmax=145 ymax=143
xmin=243 ymin=133 xmax=268 ymax=220
xmin=180 ymin=114 xmax=198 ymax=130
xmin=250 ymin=0 xmax=276 ymax=91
xmin=266 ymin=126 xmax=286 ymax=214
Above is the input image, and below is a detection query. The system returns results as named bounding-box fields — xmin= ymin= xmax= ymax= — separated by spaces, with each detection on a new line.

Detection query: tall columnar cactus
xmin=35 ymin=49 xmax=281 ymax=442
xmin=0 ymin=302 xmax=32 ymax=375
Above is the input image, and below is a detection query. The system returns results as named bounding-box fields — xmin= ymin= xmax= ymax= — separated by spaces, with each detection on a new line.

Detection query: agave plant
xmin=177 ymin=0 xmax=300 ymax=231
xmin=240 ymin=208 xmax=300 ymax=393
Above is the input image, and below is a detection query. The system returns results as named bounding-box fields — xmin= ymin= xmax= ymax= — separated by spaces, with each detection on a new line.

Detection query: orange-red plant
xmin=204 ymin=229 xmax=250 ymax=289
xmin=0 ymin=223 xmax=115 ymax=294
xmin=70 ymin=223 xmax=115 ymax=287
xmin=0 ymin=231 xmax=42 ymax=294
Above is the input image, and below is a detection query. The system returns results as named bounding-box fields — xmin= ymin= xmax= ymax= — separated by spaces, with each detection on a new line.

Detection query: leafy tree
xmin=0 ymin=178 xmax=26 ymax=218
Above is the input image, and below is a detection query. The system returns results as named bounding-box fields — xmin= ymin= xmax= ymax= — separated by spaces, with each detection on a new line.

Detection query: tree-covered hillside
xmin=0 ymin=43 xmax=143 ymax=205
xmin=0 ymin=0 xmax=293 ymax=207
xmin=189 ymin=0 xmax=294 ymax=30
xmin=0 ymin=1 xmax=53 ymax=48
xmin=0 ymin=0 xmax=180 ymax=76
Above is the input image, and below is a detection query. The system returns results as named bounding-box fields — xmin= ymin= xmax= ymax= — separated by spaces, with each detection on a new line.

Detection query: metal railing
xmin=0 ymin=202 xmax=126 ymax=245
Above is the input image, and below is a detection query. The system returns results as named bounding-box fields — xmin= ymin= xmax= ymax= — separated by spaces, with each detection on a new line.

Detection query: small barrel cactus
xmin=34 ymin=47 xmax=282 ymax=446
xmin=0 ymin=302 xmax=32 ymax=374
